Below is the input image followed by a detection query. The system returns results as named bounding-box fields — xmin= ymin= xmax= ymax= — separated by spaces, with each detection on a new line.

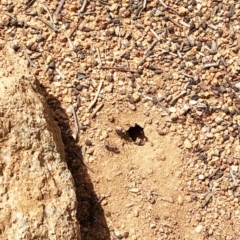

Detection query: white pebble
xmin=189 ymin=99 xmax=198 ymax=105
xmin=195 ymin=224 xmax=203 ymax=233
xmin=215 ymin=117 xmax=223 ymax=124
xmin=235 ymin=82 xmax=240 ymax=90
xmin=231 ymin=165 xmax=238 ymax=172
xmin=198 ymin=174 xmax=205 ymax=180
xmin=169 ymin=107 xmax=177 ymax=113
xmin=150 ymin=223 xmax=156 ymax=228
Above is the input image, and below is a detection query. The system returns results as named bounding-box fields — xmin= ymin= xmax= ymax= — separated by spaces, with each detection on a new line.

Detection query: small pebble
xmin=101 ymin=199 xmax=107 ymax=206
xmin=184 ymin=139 xmax=192 ymax=149
xmin=128 ymin=103 xmax=136 ymax=111
xmin=123 ymin=232 xmax=129 ymax=238
xmin=235 ymin=82 xmax=240 ymax=90
xmin=169 ymin=107 xmax=177 ymax=113
xmin=150 ymin=223 xmax=156 ymax=229
xmin=177 ymin=195 xmax=183 ymax=205
xmin=215 ymin=117 xmax=223 ymax=124
xmin=198 ymin=174 xmax=205 ymax=180
xmin=189 ymin=99 xmax=198 ymax=105
xmin=129 ymin=188 xmax=139 ymax=193
xmin=85 ymin=139 xmax=92 ymax=146
xmin=195 ymin=224 xmax=203 ymax=233
xmin=131 ymin=93 xmax=140 ymax=103
xmin=114 ymin=230 xmax=124 ymax=239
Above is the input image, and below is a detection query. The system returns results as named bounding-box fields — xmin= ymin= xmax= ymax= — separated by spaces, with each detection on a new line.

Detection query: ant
xmin=105 ymin=142 xmax=120 ymax=154
xmin=115 ymin=128 xmax=131 ymax=142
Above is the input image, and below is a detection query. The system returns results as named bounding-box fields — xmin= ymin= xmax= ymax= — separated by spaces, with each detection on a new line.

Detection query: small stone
xmin=215 ymin=117 xmax=223 ymax=124
xmin=195 ymin=224 xmax=203 ymax=233
xmin=63 ymin=96 xmax=72 ymax=103
xmin=132 ymin=235 xmax=137 ymax=240
xmin=109 ymin=3 xmax=119 ymax=12
xmin=150 ymin=223 xmax=156 ymax=228
xmin=177 ymin=195 xmax=183 ymax=205
xmin=121 ymin=39 xmax=130 ymax=48
xmin=123 ymin=232 xmax=129 ymax=238
xmin=172 ymin=72 xmax=179 ymax=80
xmin=105 ymin=210 xmax=111 ymax=218
xmin=169 ymin=107 xmax=176 ymax=113
xmin=62 ymin=88 xmax=68 ymax=95
xmin=235 ymin=82 xmax=240 ymax=90
xmin=83 ymin=119 xmax=90 ymax=126
xmin=170 ymin=113 xmax=178 ymax=121
xmin=131 ymin=93 xmax=140 ymax=103
xmin=128 ymin=103 xmax=136 ymax=111
xmin=53 ymin=81 xmax=61 ymax=87
xmin=231 ymin=165 xmax=238 ymax=172
xmin=178 ymin=6 xmax=188 ymax=16
xmin=85 ymin=139 xmax=92 ymax=146
xmin=101 ymin=130 xmax=108 ymax=139
xmin=129 ymin=188 xmax=139 ymax=193
xmin=184 ymin=139 xmax=192 ymax=149
xmin=125 ymin=202 xmax=134 ymax=208
xmin=133 ymin=208 xmax=139 ymax=217
xmin=114 ymin=230 xmax=123 ymax=239
xmin=104 ymin=83 xmax=113 ymax=93
xmin=101 ymin=199 xmax=107 ymax=206
xmin=189 ymin=99 xmax=198 ymax=105
xmin=198 ymin=174 xmax=205 ymax=180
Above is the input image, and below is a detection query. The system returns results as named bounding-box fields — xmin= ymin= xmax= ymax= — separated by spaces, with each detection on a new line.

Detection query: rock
xmin=215 ymin=117 xmax=223 ymax=124
xmin=169 ymin=107 xmax=177 ymax=113
xmin=198 ymin=174 xmax=205 ymax=180
xmin=184 ymin=139 xmax=192 ymax=149
xmin=235 ymin=82 xmax=240 ymax=90
xmin=85 ymin=139 xmax=92 ymax=146
xmin=129 ymin=188 xmax=139 ymax=193
xmin=128 ymin=103 xmax=136 ymax=111
xmin=150 ymin=223 xmax=156 ymax=228
xmin=177 ymin=195 xmax=183 ymax=205
xmin=123 ymin=232 xmax=129 ymax=238
xmin=130 ymin=93 xmax=140 ymax=103
xmin=195 ymin=224 xmax=203 ymax=233
xmin=231 ymin=165 xmax=238 ymax=172
xmin=114 ymin=230 xmax=124 ymax=239
xmin=104 ymin=83 xmax=113 ymax=93
xmin=178 ymin=6 xmax=188 ymax=16
xmin=0 ymin=52 xmax=80 ymax=239
xmin=189 ymin=99 xmax=198 ymax=105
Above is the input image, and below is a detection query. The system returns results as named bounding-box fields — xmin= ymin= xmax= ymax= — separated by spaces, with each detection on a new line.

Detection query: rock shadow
xmin=36 ymin=81 xmax=110 ymax=240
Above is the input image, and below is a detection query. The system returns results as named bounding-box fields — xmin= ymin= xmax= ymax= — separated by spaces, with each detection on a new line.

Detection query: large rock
xmin=0 ymin=47 xmax=80 ymax=239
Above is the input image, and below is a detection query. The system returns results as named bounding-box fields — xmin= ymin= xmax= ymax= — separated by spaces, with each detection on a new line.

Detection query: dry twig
xmin=22 ymin=48 xmax=38 ymax=68
xmin=159 ymin=0 xmax=179 ymax=15
xmin=41 ymin=5 xmax=55 ymax=25
xmin=96 ymin=47 xmax=102 ymax=67
xmin=55 ymin=68 xmax=65 ymax=79
xmin=23 ymin=0 xmax=36 ymax=11
xmin=101 ymin=66 xmax=139 ymax=73
xmin=79 ymin=0 xmax=88 ymax=13
xmin=36 ymin=17 xmax=59 ymax=32
xmin=91 ymin=103 xmax=104 ymax=118
xmin=71 ymin=106 xmax=79 ymax=141
xmin=88 ymin=80 xmax=103 ymax=111
xmin=55 ymin=0 xmax=66 ymax=15
xmin=169 ymin=91 xmax=187 ymax=105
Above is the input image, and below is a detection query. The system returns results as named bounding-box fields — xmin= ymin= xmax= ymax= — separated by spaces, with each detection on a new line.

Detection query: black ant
xmin=105 ymin=143 xmax=120 ymax=154
xmin=115 ymin=128 xmax=131 ymax=142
